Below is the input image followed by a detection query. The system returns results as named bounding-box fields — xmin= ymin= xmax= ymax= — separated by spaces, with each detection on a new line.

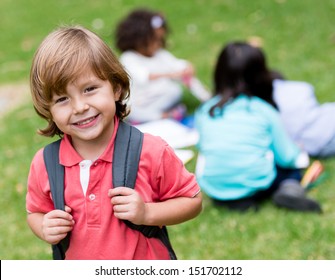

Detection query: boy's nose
xmin=72 ymin=97 xmax=89 ymax=114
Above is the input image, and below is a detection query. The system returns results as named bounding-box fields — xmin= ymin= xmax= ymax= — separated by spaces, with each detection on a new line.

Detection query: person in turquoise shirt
xmin=195 ymin=42 xmax=321 ymax=212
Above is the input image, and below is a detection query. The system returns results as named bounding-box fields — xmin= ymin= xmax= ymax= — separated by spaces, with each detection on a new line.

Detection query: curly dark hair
xmin=115 ymin=8 xmax=168 ymax=52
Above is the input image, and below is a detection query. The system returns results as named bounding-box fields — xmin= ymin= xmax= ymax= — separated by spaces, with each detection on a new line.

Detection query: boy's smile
xmin=71 ymin=114 xmax=100 ymax=128
xmin=50 ymin=70 xmax=121 ymax=153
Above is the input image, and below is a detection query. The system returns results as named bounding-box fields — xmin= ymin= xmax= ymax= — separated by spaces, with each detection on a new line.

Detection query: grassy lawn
xmin=1 ymin=0 xmax=335 ymax=259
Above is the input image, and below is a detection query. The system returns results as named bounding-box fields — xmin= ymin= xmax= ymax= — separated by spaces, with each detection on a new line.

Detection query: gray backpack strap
xmin=113 ymin=121 xmax=143 ymax=188
xmin=43 ymin=139 xmax=69 ymax=260
xmin=113 ymin=122 xmax=177 ymax=260
xmin=44 ymin=139 xmax=64 ymax=210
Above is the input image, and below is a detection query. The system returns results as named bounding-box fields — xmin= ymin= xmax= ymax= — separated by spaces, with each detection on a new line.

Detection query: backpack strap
xmin=43 ymin=139 xmax=69 ymax=260
xmin=112 ymin=121 xmax=143 ymax=189
xmin=113 ymin=122 xmax=177 ymax=260
xmin=43 ymin=121 xmax=176 ymax=260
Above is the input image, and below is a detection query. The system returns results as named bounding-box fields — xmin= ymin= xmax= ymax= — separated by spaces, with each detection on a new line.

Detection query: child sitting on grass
xmin=115 ymin=8 xmax=210 ymax=124
xmin=195 ymin=41 xmax=321 ymax=213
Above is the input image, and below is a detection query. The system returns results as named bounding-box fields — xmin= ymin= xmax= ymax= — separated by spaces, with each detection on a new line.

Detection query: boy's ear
xmin=114 ymin=86 xmax=122 ymax=101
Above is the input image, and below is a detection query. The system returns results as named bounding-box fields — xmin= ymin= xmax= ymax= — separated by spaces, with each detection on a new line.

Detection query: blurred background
xmin=1 ymin=0 xmax=335 ymax=259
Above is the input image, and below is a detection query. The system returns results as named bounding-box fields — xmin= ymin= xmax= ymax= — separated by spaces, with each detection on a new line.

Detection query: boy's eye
xmin=54 ymin=96 xmax=68 ymax=104
xmin=85 ymin=86 xmax=97 ymax=93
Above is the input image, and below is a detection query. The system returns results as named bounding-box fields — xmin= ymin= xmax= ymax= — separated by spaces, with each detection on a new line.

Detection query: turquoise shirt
xmin=195 ymin=94 xmax=302 ymax=200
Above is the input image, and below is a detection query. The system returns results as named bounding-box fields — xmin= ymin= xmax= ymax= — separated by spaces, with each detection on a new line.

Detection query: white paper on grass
xmin=135 ymin=119 xmax=199 ymax=164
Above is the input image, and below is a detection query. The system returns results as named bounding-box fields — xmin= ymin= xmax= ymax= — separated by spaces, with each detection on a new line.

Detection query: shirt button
xmin=89 ymin=194 xmax=96 ymax=201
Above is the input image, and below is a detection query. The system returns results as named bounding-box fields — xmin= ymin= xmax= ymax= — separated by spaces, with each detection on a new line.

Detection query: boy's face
xmin=49 ymin=70 xmax=121 ymax=148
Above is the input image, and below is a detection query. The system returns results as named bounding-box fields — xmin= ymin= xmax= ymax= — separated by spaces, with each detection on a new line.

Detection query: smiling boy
xmin=26 ymin=26 xmax=202 ymax=260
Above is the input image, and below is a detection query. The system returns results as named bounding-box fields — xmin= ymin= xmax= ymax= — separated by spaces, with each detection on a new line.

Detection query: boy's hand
xmin=108 ymin=187 xmax=146 ymax=225
xmin=42 ymin=206 xmax=74 ymax=245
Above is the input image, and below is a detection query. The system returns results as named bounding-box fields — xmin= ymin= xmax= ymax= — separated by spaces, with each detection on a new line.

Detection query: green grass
xmin=1 ymin=0 xmax=335 ymax=260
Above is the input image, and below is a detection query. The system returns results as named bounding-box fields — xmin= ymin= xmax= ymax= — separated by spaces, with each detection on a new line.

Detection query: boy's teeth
xmin=77 ymin=117 xmax=94 ymax=125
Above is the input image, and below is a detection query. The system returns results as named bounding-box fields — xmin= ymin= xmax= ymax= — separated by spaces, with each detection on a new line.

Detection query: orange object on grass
xmin=301 ymin=160 xmax=324 ymax=188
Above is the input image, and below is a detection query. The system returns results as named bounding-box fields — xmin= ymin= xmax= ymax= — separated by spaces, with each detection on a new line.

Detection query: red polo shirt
xmin=26 ymin=118 xmax=200 ymax=259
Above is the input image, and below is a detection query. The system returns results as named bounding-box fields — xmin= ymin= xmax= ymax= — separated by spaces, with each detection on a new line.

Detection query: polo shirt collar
xmin=59 ymin=117 xmax=120 ymax=167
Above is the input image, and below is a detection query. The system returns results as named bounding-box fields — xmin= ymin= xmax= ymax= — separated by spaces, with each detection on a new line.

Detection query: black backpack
xmin=43 ymin=121 xmax=177 ymax=260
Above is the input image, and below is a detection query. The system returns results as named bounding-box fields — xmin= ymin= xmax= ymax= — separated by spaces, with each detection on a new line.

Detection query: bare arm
xmin=143 ymin=192 xmax=202 ymax=226
xmin=108 ymin=187 xmax=202 ymax=227
xmin=148 ymin=64 xmax=195 ymax=82
xmin=27 ymin=206 xmax=74 ymax=245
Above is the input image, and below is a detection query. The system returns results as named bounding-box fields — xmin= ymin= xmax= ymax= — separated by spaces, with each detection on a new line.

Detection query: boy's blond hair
xmin=30 ymin=25 xmax=130 ymax=137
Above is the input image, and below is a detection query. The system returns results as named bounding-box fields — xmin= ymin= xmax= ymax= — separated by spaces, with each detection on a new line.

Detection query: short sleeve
xmin=146 ymin=136 xmax=200 ymax=200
